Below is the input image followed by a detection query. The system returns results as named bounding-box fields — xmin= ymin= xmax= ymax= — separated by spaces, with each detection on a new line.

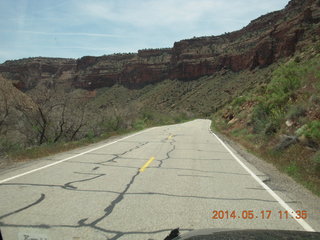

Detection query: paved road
xmin=0 ymin=119 xmax=318 ymax=240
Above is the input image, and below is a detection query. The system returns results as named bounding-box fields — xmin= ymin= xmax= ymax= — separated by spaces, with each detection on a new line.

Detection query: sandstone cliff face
xmin=0 ymin=58 xmax=76 ymax=90
xmin=0 ymin=0 xmax=319 ymax=91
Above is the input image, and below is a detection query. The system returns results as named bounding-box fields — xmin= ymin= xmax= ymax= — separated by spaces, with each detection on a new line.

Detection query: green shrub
xmin=245 ymin=133 xmax=257 ymax=141
xmin=312 ymin=151 xmax=320 ymax=176
xmin=267 ymin=92 xmax=290 ymax=110
xmin=251 ymin=103 xmax=270 ymax=133
xmin=286 ymin=105 xmax=307 ymax=120
xmin=231 ymin=128 xmax=248 ymax=137
xmin=250 ymin=61 xmax=309 ymax=135
xmin=142 ymin=110 xmax=154 ymax=121
xmin=99 ymin=116 xmax=126 ymax=132
xmin=85 ymin=130 xmax=95 ymax=140
xmin=133 ymin=119 xmax=146 ymax=130
xmin=0 ymin=139 xmax=20 ymax=156
xmin=267 ymin=62 xmax=303 ymax=95
xmin=315 ymin=41 xmax=320 ymax=52
xmin=294 ymin=56 xmax=301 ymax=63
xmin=266 ymin=61 xmax=304 ymax=111
xmin=264 ymin=121 xmax=280 ymax=135
xmin=313 ymin=151 xmax=320 ymax=164
xmin=303 ymin=120 xmax=320 ymax=142
xmin=173 ymin=114 xmax=185 ymax=123
xmin=231 ymin=96 xmax=248 ymax=107
xmin=295 ymin=125 xmax=308 ymax=136
xmin=251 ymin=101 xmax=285 ymax=135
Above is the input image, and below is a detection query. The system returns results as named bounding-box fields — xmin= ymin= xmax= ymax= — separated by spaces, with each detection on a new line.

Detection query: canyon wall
xmin=0 ymin=0 xmax=319 ymax=91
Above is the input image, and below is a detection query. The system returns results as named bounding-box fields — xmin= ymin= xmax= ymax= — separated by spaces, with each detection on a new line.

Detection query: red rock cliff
xmin=0 ymin=0 xmax=319 ymax=90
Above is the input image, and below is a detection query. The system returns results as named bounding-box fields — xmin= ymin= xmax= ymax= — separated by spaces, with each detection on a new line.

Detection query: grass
xmin=285 ymin=162 xmax=300 ymax=178
xmin=230 ymin=128 xmax=249 ymax=137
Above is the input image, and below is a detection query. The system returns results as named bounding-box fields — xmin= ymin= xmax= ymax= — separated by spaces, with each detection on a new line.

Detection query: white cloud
xmin=5 ymin=30 xmax=122 ymax=38
xmin=77 ymin=0 xmax=288 ymax=35
xmin=79 ymin=0 xmax=219 ymax=27
xmin=0 ymin=0 xmax=290 ymax=62
xmin=46 ymin=46 xmax=115 ymax=51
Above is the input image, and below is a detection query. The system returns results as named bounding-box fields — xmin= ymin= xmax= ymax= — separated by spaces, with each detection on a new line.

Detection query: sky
xmin=0 ymin=0 xmax=290 ymax=63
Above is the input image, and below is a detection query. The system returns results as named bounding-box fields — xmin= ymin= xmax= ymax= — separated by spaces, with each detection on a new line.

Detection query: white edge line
xmin=0 ymin=127 xmax=156 ymax=184
xmin=209 ymin=129 xmax=315 ymax=232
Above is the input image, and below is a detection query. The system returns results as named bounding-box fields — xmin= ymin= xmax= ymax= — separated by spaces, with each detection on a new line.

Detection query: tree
xmin=19 ymin=86 xmax=89 ymax=145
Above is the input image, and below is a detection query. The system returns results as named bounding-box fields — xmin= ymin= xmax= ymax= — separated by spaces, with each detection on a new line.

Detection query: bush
xmin=251 ymin=100 xmax=286 ymax=135
xmin=133 ymin=119 xmax=146 ymax=130
xmin=295 ymin=125 xmax=308 ymax=136
xmin=265 ymin=61 xmax=304 ymax=112
xmin=231 ymin=128 xmax=248 ymax=137
xmin=267 ymin=62 xmax=303 ymax=96
xmin=303 ymin=120 xmax=320 ymax=142
xmin=85 ymin=130 xmax=95 ymax=140
xmin=264 ymin=121 xmax=280 ymax=135
xmin=0 ymin=139 xmax=20 ymax=156
xmin=312 ymin=151 xmax=320 ymax=176
xmin=313 ymin=151 xmax=320 ymax=164
xmin=142 ymin=110 xmax=154 ymax=122
xmin=294 ymin=56 xmax=301 ymax=63
xmin=286 ymin=105 xmax=307 ymax=120
xmin=231 ymin=96 xmax=248 ymax=107
xmin=173 ymin=112 xmax=190 ymax=123
xmin=267 ymin=92 xmax=290 ymax=110
xmin=251 ymin=103 xmax=269 ymax=133
xmin=250 ymin=61 xmax=308 ymax=135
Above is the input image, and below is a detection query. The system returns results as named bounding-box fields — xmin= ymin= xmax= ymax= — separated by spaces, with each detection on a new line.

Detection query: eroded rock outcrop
xmin=0 ymin=0 xmax=319 ymax=91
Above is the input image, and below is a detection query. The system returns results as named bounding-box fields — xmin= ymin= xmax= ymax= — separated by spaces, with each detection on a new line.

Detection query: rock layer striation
xmin=0 ymin=0 xmax=319 ymax=91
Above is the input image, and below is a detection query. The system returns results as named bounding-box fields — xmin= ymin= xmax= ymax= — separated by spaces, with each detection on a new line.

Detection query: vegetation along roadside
xmin=212 ymin=50 xmax=320 ymax=196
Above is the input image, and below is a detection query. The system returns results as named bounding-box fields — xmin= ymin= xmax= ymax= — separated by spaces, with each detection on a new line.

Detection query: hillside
xmin=213 ymin=42 xmax=320 ymax=191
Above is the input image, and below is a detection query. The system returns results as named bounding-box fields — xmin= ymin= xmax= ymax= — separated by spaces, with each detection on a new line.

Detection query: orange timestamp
xmin=211 ymin=210 xmax=308 ymax=220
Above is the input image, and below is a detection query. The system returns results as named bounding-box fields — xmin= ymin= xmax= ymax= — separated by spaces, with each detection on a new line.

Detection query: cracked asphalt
xmin=0 ymin=119 xmax=319 ymax=240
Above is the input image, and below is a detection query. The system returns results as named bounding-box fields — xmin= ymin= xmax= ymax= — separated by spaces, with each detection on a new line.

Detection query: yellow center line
xmin=139 ymin=157 xmax=155 ymax=172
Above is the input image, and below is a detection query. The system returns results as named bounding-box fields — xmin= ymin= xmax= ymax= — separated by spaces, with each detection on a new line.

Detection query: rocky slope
xmin=0 ymin=0 xmax=319 ymax=91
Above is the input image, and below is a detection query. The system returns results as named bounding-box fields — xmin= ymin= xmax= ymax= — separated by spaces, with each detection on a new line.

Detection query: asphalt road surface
xmin=0 ymin=119 xmax=318 ymax=240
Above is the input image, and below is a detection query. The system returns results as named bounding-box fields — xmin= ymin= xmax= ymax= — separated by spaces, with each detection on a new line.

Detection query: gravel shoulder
xmin=214 ymin=131 xmax=320 ymax=232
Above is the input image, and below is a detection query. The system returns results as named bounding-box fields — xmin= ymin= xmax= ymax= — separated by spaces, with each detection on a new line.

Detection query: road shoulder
xmin=212 ymin=130 xmax=320 ymax=231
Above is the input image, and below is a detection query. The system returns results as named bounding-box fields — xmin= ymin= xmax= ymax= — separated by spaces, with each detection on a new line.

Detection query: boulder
xmin=228 ymin=118 xmax=239 ymax=125
xmin=286 ymin=119 xmax=294 ymax=127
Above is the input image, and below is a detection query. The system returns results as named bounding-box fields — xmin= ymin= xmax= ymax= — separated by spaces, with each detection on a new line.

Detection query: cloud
xmin=46 ymin=46 xmax=114 ymax=51
xmin=76 ymin=0 xmax=288 ymax=35
xmin=79 ymin=0 xmax=219 ymax=27
xmin=0 ymin=0 xmax=290 ymax=62
xmin=3 ymin=30 xmax=122 ymax=38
